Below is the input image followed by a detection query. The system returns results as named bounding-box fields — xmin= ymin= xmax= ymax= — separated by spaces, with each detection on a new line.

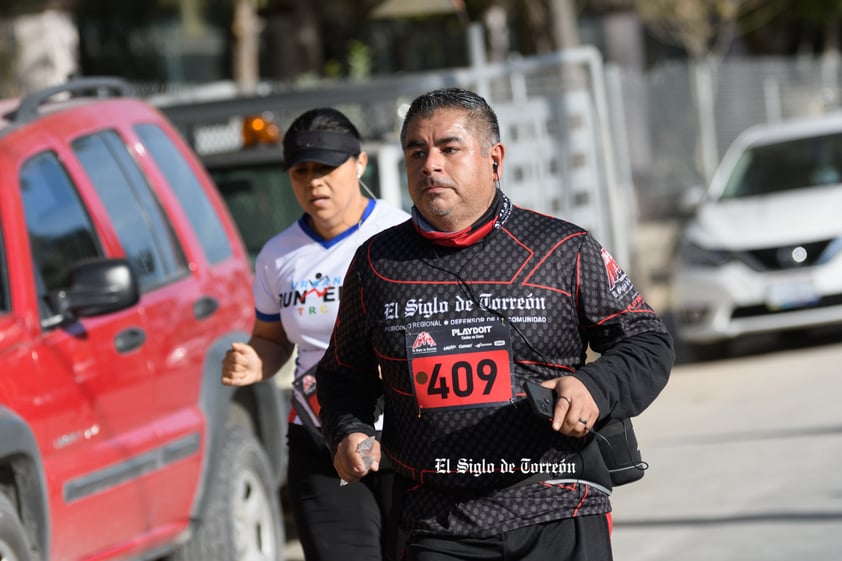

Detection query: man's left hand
xmin=541 ymin=377 xmax=599 ymax=437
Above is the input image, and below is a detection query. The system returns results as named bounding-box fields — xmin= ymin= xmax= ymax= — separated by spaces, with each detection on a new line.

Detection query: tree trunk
xmin=13 ymin=9 xmax=79 ymax=93
xmin=483 ymin=2 xmax=510 ymax=63
xmin=549 ymin=0 xmax=580 ymax=50
xmin=179 ymin=0 xmax=204 ymax=37
xmin=232 ymin=0 xmax=261 ymax=94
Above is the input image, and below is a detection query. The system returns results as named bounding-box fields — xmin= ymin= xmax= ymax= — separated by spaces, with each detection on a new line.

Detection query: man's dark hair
xmin=400 ymin=88 xmax=501 ymax=150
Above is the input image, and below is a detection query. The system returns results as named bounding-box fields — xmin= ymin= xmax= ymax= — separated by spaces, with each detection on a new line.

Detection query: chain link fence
xmin=616 ymin=55 xmax=842 ymax=221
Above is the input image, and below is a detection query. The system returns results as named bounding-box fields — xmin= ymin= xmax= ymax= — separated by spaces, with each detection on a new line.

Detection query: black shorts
xmin=405 ymin=513 xmax=613 ymax=561
xmin=286 ymin=423 xmax=400 ymax=561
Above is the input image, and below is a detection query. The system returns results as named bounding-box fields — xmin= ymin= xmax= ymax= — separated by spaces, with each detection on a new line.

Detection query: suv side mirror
xmin=49 ymin=258 xmax=140 ymax=319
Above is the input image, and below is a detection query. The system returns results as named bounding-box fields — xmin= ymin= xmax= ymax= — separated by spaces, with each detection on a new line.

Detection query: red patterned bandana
xmin=411 ymin=191 xmax=512 ymax=248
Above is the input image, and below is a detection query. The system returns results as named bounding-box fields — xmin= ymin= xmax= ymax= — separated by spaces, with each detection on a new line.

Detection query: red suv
xmin=0 ymin=78 xmax=287 ymax=561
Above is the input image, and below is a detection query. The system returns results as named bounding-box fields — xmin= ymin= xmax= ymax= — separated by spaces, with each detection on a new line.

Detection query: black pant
xmin=405 ymin=514 xmax=613 ymax=561
xmin=286 ymin=424 xmax=399 ymax=561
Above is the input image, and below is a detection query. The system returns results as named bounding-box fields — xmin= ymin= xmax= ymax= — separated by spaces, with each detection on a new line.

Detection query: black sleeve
xmin=315 ymin=248 xmax=383 ymax=456
xmin=570 ymin=234 xmax=675 ymax=420
xmin=572 ymin=330 xmax=673 ymax=420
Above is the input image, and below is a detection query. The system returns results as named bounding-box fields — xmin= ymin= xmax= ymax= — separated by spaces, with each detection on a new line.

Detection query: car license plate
xmin=766 ymin=280 xmax=819 ymax=310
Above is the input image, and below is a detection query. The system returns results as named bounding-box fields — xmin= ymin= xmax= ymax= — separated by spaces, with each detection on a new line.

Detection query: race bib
xmin=291 ymin=366 xmax=325 ymax=444
xmin=406 ymin=319 xmax=514 ymax=410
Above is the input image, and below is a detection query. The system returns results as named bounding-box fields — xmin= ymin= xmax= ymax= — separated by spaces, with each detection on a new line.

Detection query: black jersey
xmin=317 ymin=197 xmax=673 ymax=537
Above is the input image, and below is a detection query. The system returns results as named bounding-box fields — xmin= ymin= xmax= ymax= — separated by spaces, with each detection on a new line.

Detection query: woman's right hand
xmin=221 ymin=341 xmax=263 ymax=386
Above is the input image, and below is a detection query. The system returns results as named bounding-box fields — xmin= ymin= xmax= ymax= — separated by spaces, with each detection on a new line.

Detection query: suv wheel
xmin=0 ymin=493 xmax=33 ymax=561
xmin=171 ymin=419 xmax=284 ymax=561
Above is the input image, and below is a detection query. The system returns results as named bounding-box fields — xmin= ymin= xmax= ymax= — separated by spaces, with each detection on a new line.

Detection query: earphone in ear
xmin=357 ymin=163 xmax=363 ymax=178
xmin=492 ymin=161 xmax=499 ymax=173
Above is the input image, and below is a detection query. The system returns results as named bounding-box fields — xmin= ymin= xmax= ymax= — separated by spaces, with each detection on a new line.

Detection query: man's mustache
xmin=417 ymin=176 xmax=455 ymax=189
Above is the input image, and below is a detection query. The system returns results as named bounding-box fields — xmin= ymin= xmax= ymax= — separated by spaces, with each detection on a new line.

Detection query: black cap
xmin=282 ymin=130 xmax=361 ymax=170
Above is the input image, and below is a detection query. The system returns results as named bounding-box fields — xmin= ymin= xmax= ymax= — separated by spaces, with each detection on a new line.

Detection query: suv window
xmin=20 ymin=151 xmax=103 ymax=316
xmin=211 ymin=162 xmax=300 ymax=260
xmin=135 ymin=124 xmax=233 ymax=264
xmin=73 ymin=130 xmax=187 ymax=291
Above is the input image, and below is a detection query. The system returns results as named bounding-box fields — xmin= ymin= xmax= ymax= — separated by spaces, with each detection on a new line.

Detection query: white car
xmin=671 ymin=112 xmax=842 ymax=357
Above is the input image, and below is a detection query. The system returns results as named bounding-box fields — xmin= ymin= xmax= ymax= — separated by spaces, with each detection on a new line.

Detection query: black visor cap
xmin=283 ymin=130 xmax=361 ymax=170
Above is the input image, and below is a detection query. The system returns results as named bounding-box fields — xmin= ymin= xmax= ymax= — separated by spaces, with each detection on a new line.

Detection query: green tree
xmin=789 ymin=0 xmax=842 ymax=54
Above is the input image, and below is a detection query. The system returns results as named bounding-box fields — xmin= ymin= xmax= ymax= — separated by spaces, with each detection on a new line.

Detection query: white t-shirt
xmin=253 ymin=198 xmax=408 ymax=426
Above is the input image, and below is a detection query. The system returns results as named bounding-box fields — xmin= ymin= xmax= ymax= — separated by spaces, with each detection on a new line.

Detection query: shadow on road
xmin=662 ymin=310 xmax=842 ymax=366
xmin=615 ymin=510 xmax=842 ymax=528
xmin=655 ymin=423 xmax=842 ymax=447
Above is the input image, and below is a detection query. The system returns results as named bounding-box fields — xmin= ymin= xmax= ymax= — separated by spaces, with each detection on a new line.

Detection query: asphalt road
xmin=611 ymin=333 xmax=842 ymax=561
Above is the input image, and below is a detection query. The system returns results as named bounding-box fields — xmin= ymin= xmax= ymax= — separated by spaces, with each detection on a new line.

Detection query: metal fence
xmin=140 ymin=53 xmax=842 ymax=224
xmin=155 ymin=46 xmax=637 ymax=269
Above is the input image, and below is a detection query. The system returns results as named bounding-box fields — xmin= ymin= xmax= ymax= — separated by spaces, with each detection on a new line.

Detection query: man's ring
xmin=558 ymin=395 xmax=572 ymax=406
xmin=578 ymin=418 xmax=588 ymax=426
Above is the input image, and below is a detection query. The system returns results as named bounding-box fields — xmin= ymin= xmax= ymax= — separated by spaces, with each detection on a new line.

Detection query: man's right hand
xmin=221 ymin=341 xmax=263 ymax=386
xmin=333 ymin=432 xmax=381 ymax=483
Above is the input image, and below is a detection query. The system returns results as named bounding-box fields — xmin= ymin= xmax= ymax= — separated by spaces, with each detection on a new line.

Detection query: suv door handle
xmin=193 ymin=296 xmax=219 ymax=320
xmin=114 ymin=327 xmax=146 ymax=354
